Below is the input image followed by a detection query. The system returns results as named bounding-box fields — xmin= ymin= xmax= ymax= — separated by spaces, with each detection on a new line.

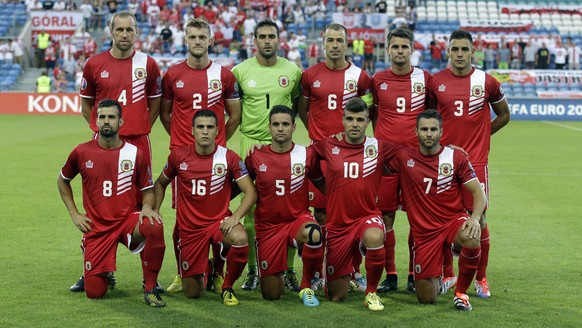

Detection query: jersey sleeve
xmin=79 ymin=60 xmax=95 ymax=98
xmin=425 ymin=75 xmax=438 ymax=110
xmin=486 ymin=74 xmax=505 ymax=104
xmin=228 ymin=150 xmax=249 ymax=181
xmin=306 ymin=147 xmax=323 ymax=180
xmin=456 ymin=150 xmax=478 ymax=184
xmin=300 ymin=68 xmax=312 ymax=98
xmin=244 ymin=152 xmax=257 ymax=180
xmin=311 ymin=139 xmax=326 ymax=160
xmin=161 ymin=68 xmax=174 ymax=101
xmin=146 ymin=56 xmax=162 ymax=98
xmin=223 ymin=68 xmax=240 ymax=101
xmin=60 ymin=146 xmax=80 ymax=180
xmin=162 ymin=150 xmax=178 ymax=180
xmin=386 ymin=149 xmax=404 ymax=174
xmin=135 ymin=148 xmax=154 ymax=190
xmin=381 ymin=140 xmax=404 ymax=165
xmin=357 ymin=71 xmax=374 ymax=107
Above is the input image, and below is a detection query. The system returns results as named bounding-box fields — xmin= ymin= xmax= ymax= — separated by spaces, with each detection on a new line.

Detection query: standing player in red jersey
xmin=371 ymin=28 xmax=432 ymax=294
xmin=245 ymin=105 xmax=325 ymax=307
xmin=74 ymin=11 xmax=162 ymax=293
xmin=160 ymin=18 xmax=241 ymax=294
xmin=312 ymin=98 xmax=402 ymax=312
xmin=57 ymin=100 xmax=167 ymax=307
xmin=387 ymin=109 xmax=486 ymax=311
xmin=153 ymin=110 xmax=257 ymax=306
xmin=298 ymin=23 xmax=373 ymax=292
xmin=427 ymin=30 xmax=510 ymax=299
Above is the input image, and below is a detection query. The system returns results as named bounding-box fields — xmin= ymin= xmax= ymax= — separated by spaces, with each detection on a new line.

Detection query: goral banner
xmin=500 ymin=4 xmax=582 ymax=15
xmin=0 ymin=93 xmax=81 ymax=115
xmin=332 ymin=13 xmax=388 ymax=43
xmin=459 ymin=19 xmax=535 ymax=33
xmin=30 ymin=11 xmax=83 ymax=41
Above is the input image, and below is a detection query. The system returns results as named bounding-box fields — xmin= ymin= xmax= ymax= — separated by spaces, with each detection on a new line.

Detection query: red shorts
xmin=461 ymin=164 xmax=489 ymax=212
xmin=309 ymin=160 xmax=327 ymax=209
xmin=325 ymin=215 xmax=385 ymax=282
xmin=82 ymin=212 xmax=144 ymax=277
xmin=256 ymin=212 xmax=317 ymax=277
xmin=177 ymin=220 xmax=229 ymax=278
xmin=411 ymin=215 xmax=468 ymax=280
xmin=377 ymin=174 xmax=401 ymax=212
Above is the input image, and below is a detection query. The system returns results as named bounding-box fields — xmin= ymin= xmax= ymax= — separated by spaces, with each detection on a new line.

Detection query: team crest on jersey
xmin=313 ymin=80 xmax=321 ymax=88
xmin=365 ymin=145 xmax=378 ymax=159
xmin=471 ymin=85 xmax=484 ymax=97
xmin=260 ymin=260 xmax=268 ymax=270
xmin=176 ymin=80 xmax=184 ymax=88
xmin=134 ymin=68 xmax=147 ymax=80
xmin=279 ymin=75 xmax=289 ymax=87
xmin=209 ymin=79 xmax=222 ymax=91
xmin=179 ymin=162 xmax=188 ymax=170
xmin=120 ymin=160 xmax=133 ymax=172
xmin=345 ymin=79 xmax=357 ymax=92
xmin=259 ymin=164 xmax=267 ymax=172
xmin=407 ymin=159 xmax=415 ymax=168
xmin=100 ymin=71 xmax=109 ymax=78
xmin=85 ymin=261 xmax=92 ymax=271
xmin=85 ymin=160 xmax=94 ymax=169
xmin=81 ymin=77 xmax=87 ymax=90
xmin=413 ymin=82 xmax=425 ymax=94
xmin=415 ymin=264 xmax=422 ymax=274
xmin=214 ymin=163 xmax=227 ymax=176
xmin=182 ymin=261 xmax=189 ymax=271
xmin=380 ymin=82 xmax=387 ymax=90
xmin=439 ymin=163 xmax=453 ymax=176
xmin=327 ymin=265 xmax=335 ymax=275
xmin=292 ymin=163 xmax=305 ymax=176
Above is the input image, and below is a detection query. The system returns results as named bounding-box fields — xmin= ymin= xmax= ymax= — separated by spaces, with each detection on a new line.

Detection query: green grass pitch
xmin=1 ymin=115 xmax=581 ymax=327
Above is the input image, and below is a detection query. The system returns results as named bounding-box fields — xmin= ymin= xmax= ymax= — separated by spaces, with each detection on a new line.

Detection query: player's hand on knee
xmin=71 ymin=212 xmax=92 ymax=233
xmin=219 ymin=216 xmax=239 ymax=236
xmin=139 ymin=207 xmax=164 ymax=225
xmin=461 ymin=217 xmax=481 ymax=240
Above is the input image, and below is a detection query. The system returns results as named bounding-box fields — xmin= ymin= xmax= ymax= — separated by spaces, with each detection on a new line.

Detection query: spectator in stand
xmin=473 ymin=33 xmax=486 ymax=49
xmin=523 ymin=40 xmax=536 ymax=69
xmin=204 ymin=3 xmax=218 ymax=24
xmin=473 ymin=43 xmax=485 ymax=69
xmin=307 ymin=41 xmax=320 ymax=68
xmin=484 ymin=43 xmax=496 ymax=70
xmin=83 ymin=36 xmax=97 ymax=59
xmin=65 ymin=0 xmax=77 ymax=10
xmin=243 ymin=11 xmax=257 ymax=37
xmin=363 ymin=34 xmax=375 ymax=73
xmin=222 ymin=18 xmax=235 ymax=46
xmin=172 ymin=24 xmax=186 ymax=55
xmin=145 ymin=30 xmax=159 ymax=54
xmin=127 ymin=0 xmax=140 ymax=21
xmin=92 ymin=0 xmax=107 ymax=31
xmin=43 ymin=0 xmax=56 ymax=10
xmin=147 ymin=0 xmax=160 ymax=27
xmin=376 ymin=0 xmax=387 ymax=13
xmin=391 ymin=13 xmax=407 ymax=30
xmin=553 ymin=41 xmax=567 ymax=70
xmin=35 ymin=29 xmax=51 ymax=68
xmin=407 ymin=5 xmax=417 ymax=31
xmin=410 ymin=46 xmax=423 ymax=67
xmin=536 ymin=43 xmax=550 ymax=69
xmin=10 ymin=39 xmax=24 ymax=66
xmin=233 ymin=7 xmax=246 ymax=41
xmin=293 ymin=4 xmax=305 ymax=24
xmin=63 ymin=56 xmax=77 ymax=80
xmin=283 ymin=6 xmax=295 ymax=25
xmin=510 ymin=41 xmax=522 ymax=69
xmin=497 ymin=42 xmax=510 ymax=69
xmin=80 ymin=0 xmax=94 ymax=30
xmin=287 ymin=45 xmax=303 ymax=69
xmin=566 ymin=37 xmax=581 ymax=70
xmin=54 ymin=0 xmax=66 ymax=10
xmin=429 ymin=40 xmax=443 ymax=71
xmin=54 ymin=71 xmax=68 ymax=92
xmin=296 ymin=30 xmax=307 ymax=50
xmin=159 ymin=5 xmax=171 ymax=23
xmin=160 ymin=22 xmax=173 ymax=53
xmin=0 ymin=40 xmax=12 ymax=64
xmin=45 ymin=42 xmax=57 ymax=73
xmin=60 ymin=37 xmax=77 ymax=63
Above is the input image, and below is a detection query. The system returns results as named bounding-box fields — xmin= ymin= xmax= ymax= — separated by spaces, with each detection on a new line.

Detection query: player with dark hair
xmin=153 ymin=109 xmax=257 ymax=306
xmin=75 ymin=10 xmax=162 ymax=293
xmin=160 ymin=18 xmax=241 ymax=294
xmin=428 ymin=29 xmax=510 ymax=298
xmin=232 ymin=19 xmax=302 ymax=292
xmin=386 ymin=109 xmax=486 ymax=311
xmin=245 ymin=105 xmax=325 ymax=306
xmin=312 ymin=98 xmax=402 ymax=311
xmin=298 ymin=22 xmax=373 ymax=292
xmin=58 ymin=99 xmax=166 ymax=307
xmin=371 ymin=27 xmax=432 ymax=294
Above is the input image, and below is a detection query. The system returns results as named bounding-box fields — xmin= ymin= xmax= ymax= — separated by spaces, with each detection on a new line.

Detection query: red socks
xmin=454 ymin=246 xmax=481 ymax=294
xmin=223 ymin=244 xmax=248 ymax=290
xmin=139 ymin=221 xmax=166 ymax=291
xmin=476 ymin=225 xmax=490 ymax=281
xmin=85 ymin=275 xmax=108 ymax=299
xmin=300 ymin=244 xmax=323 ymax=289
xmin=364 ymin=246 xmax=386 ymax=294
xmin=384 ymin=229 xmax=396 ymax=274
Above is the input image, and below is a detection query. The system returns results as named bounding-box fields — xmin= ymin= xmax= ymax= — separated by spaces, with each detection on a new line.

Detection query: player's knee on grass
xmin=261 ymin=275 xmax=284 ymax=300
xmin=299 ymin=223 xmax=321 ymax=246
xmin=182 ymin=275 xmax=204 ymax=299
xmin=415 ymin=278 xmax=439 ymax=304
xmin=381 ymin=211 xmax=396 ymax=230
xmin=327 ymin=276 xmax=350 ymax=302
xmin=362 ymin=227 xmax=385 ymax=248
xmin=85 ymin=275 xmax=108 ymax=299
xmin=224 ymin=224 xmax=248 ymax=246
xmin=314 ymin=208 xmax=326 ymax=225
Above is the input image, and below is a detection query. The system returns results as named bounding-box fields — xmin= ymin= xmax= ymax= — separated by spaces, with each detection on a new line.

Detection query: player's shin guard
xmin=384 ymin=229 xmax=396 ymax=274
xmin=364 ymin=246 xmax=386 ymax=294
xmin=442 ymin=246 xmax=455 ymax=278
xmin=243 ymin=213 xmax=257 ymax=271
xmin=139 ymin=222 xmax=166 ymax=291
xmin=300 ymin=244 xmax=323 ymax=289
xmin=454 ymin=247 xmax=481 ymax=294
xmin=223 ymin=244 xmax=248 ymax=290
xmin=476 ymin=225 xmax=490 ymax=280
xmin=85 ymin=275 xmax=108 ymax=299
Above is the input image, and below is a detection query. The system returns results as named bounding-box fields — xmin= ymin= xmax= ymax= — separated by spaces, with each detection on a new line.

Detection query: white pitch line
xmin=489 ymin=171 xmax=582 ymax=178
xmin=542 ymin=121 xmax=582 ymax=132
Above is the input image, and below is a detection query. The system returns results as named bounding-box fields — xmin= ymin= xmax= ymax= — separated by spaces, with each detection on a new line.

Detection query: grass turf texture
xmin=1 ymin=115 xmax=581 ymax=327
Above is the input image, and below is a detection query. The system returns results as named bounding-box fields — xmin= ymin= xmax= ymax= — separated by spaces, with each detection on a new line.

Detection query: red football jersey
xmin=312 ymin=137 xmax=402 ymax=228
xmin=80 ymin=50 xmax=162 ymax=137
xmin=372 ymin=67 xmax=432 ymax=148
xmin=428 ymin=68 xmax=505 ymax=165
xmin=301 ymin=62 xmax=372 ymax=141
xmin=60 ymin=140 xmax=153 ymax=233
xmin=388 ymin=146 xmax=478 ymax=237
xmin=162 ymin=60 xmax=239 ymax=149
xmin=162 ymin=145 xmax=248 ymax=232
xmin=246 ymin=144 xmax=322 ymax=230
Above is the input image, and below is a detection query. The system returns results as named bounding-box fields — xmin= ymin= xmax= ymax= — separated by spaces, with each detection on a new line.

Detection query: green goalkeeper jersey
xmin=232 ymin=56 xmax=302 ymax=141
